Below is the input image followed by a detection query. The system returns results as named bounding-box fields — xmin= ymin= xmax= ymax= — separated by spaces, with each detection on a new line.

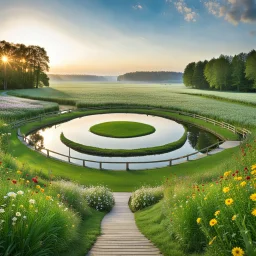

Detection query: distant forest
xmin=118 ymin=71 xmax=183 ymax=82
xmin=0 ymin=40 xmax=49 ymax=90
xmin=183 ymin=50 xmax=256 ymax=92
xmin=49 ymin=74 xmax=117 ymax=82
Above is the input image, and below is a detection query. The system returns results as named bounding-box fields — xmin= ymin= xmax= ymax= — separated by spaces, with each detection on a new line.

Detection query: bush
xmin=52 ymin=180 xmax=91 ymax=217
xmin=130 ymin=186 xmax=164 ymax=212
xmin=83 ymin=186 xmax=115 ymax=212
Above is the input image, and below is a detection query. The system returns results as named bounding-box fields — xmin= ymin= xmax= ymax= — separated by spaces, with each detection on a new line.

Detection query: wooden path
xmin=87 ymin=193 xmax=161 ymax=256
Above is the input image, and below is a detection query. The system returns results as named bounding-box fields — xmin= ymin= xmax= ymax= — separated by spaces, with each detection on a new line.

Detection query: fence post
xmin=187 ymin=156 xmax=189 ymax=161
xmin=83 ymin=160 xmax=85 ymax=167
xmin=99 ymin=162 xmax=102 ymax=169
xmin=47 ymin=149 xmax=49 ymax=157
xmin=206 ymin=148 xmax=209 ymax=156
xmin=169 ymin=160 xmax=172 ymax=166
xmin=126 ymin=163 xmax=129 ymax=171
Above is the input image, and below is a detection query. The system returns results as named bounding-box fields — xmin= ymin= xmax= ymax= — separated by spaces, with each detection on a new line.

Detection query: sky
xmin=0 ymin=0 xmax=256 ymax=75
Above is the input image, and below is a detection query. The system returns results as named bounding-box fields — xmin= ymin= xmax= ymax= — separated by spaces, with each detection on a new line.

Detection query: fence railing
xmin=13 ymin=106 xmax=251 ymax=170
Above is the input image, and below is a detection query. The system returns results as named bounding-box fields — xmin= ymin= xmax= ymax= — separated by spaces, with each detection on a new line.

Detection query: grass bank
xmin=60 ymin=127 xmax=187 ymax=157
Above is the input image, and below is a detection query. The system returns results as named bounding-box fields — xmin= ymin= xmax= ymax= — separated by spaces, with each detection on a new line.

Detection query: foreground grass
xmin=135 ymin=202 xmax=200 ymax=256
xmin=62 ymin=209 xmax=106 ymax=256
xmin=90 ymin=121 xmax=156 ymax=138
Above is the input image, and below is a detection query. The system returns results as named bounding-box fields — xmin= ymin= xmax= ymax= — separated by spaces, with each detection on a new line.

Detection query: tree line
xmin=0 ymin=40 xmax=50 ymax=90
xmin=183 ymin=50 xmax=256 ymax=92
xmin=118 ymin=71 xmax=183 ymax=82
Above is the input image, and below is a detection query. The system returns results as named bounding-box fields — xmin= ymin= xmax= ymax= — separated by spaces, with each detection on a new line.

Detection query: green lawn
xmin=90 ymin=121 xmax=155 ymax=138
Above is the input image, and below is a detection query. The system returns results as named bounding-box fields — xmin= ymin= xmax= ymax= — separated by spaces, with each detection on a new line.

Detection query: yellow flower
xmin=250 ymin=193 xmax=256 ymax=201
xmin=251 ymin=209 xmax=256 ymax=216
xmin=232 ymin=215 xmax=237 ymax=221
xmin=204 ymin=197 xmax=207 ymax=200
xmin=57 ymin=194 xmax=61 ymax=198
xmin=36 ymin=185 xmax=41 ymax=189
xmin=19 ymin=205 xmax=24 ymax=208
xmin=224 ymin=171 xmax=232 ymax=177
xmin=209 ymin=236 xmax=216 ymax=245
xmin=251 ymin=170 xmax=256 ymax=175
xmin=46 ymin=196 xmax=52 ymax=201
xmin=209 ymin=218 xmax=217 ymax=227
xmin=214 ymin=210 xmax=220 ymax=216
xmin=232 ymin=247 xmax=245 ymax=256
xmin=223 ymin=187 xmax=230 ymax=193
xmin=251 ymin=164 xmax=256 ymax=171
xmin=234 ymin=176 xmax=242 ymax=181
xmin=40 ymin=188 xmax=45 ymax=193
xmin=240 ymin=181 xmax=246 ymax=187
xmin=26 ymin=180 xmax=30 ymax=184
xmin=196 ymin=218 xmax=201 ymax=224
xmin=225 ymin=198 xmax=234 ymax=206
xmin=17 ymin=170 xmax=22 ymax=175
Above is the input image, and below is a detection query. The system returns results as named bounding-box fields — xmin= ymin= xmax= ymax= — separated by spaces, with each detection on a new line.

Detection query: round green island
xmin=89 ymin=121 xmax=156 ymax=138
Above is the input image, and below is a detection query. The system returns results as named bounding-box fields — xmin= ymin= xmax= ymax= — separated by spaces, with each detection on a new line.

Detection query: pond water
xmin=28 ymin=113 xmax=219 ymax=170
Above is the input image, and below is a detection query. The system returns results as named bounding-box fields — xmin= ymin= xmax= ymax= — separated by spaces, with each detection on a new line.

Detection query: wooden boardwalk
xmin=87 ymin=193 xmax=161 ymax=256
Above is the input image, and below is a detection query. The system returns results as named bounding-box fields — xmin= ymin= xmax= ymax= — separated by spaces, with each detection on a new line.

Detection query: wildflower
xmin=0 ymin=209 xmax=5 ymax=213
xmin=57 ymin=194 xmax=61 ymax=198
xmin=196 ymin=218 xmax=201 ymax=224
xmin=251 ymin=209 xmax=256 ymax=216
xmin=12 ymin=180 xmax=17 ymax=184
xmin=16 ymin=212 xmax=21 ymax=217
xmin=32 ymin=177 xmax=38 ymax=183
xmin=17 ymin=170 xmax=22 ymax=175
xmin=209 ymin=218 xmax=217 ymax=226
xmin=17 ymin=191 xmax=24 ymax=195
xmin=240 ymin=181 xmax=246 ymax=187
xmin=209 ymin=236 xmax=217 ymax=245
xmin=232 ymin=247 xmax=245 ymax=256
xmin=46 ymin=196 xmax=52 ymax=201
xmin=225 ymin=198 xmax=234 ymax=206
xmin=29 ymin=199 xmax=36 ymax=204
xmin=251 ymin=164 xmax=256 ymax=171
xmin=40 ymin=188 xmax=45 ymax=193
xmin=232 ymin=215 xmax=237 ymax=221
xmin=12 ymin=217 xmax=17 ymax=222
xmin=250 ymin=193 xmax=256 ymax=201
xmin=7 ymin=192 xmax=17 ymax=198
xmin=223 ymin=187 xmax=230 ymax=193
xmin=23 ymin=216 xmax=27 ymax=219
xmin=214 ymin=210 xmax=220 ymax=216
xmin=224 ymin=171 xmax=231 ymax=177
xmin=36 ymin=185 xmax=41 ymax=189
xmin=26 ymin=180 xmax=30 ymax=184
xmin=19 ymin=205 xmax=24 ymax=208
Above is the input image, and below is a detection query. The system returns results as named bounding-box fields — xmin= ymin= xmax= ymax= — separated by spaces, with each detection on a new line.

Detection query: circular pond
xmin=28 ymin=113 xmax=219 ymax=170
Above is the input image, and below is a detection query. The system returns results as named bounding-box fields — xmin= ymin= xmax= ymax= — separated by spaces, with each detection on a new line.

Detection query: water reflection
xmin=28 ymin=113 xmax=219 ymax=170
xmin=29 ymin=131 xmax=44 ymax=150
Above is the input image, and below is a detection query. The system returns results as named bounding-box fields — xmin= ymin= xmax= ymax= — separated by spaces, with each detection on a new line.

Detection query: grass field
xmin=8 ymin=82 xmax=256 ymax=127
xmin=90 ymin=121 xmax=155 ymax=138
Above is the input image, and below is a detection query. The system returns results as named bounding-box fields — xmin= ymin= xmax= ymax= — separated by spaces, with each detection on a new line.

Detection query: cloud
xmin=204 ymin=0 xmax=256 ymax=25
xmin=133 ymin=4 xmax=143 ymax=10
xmin=167 ymin=0 xmax=198 ymax=22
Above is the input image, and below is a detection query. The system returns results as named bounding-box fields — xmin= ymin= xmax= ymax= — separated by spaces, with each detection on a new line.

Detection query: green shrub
xmin=130 ymin=186 xmax=164 ymax=212
xmin=83 ymin=186 xmax=115 ymax=212
xmin=52 ymin=180 xmax=91 ymax=217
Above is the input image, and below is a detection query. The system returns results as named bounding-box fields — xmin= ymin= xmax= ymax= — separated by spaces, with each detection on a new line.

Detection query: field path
xmin=87 ymin=193 xmax=161 ymax=256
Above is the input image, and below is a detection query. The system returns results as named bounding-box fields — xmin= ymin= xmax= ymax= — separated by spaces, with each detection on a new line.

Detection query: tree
xmin=0 ymin=40 xmax=50 ymax=90
xmin=192 ymin=61 xmax=209 ymax=89
xmin=183 ymin=62 xmax=195 ymax=87
xmin=204 ymin=58 xmax=216 ymax=89
xmin=212 ymin=55 xmax=231 ymax=91
xmin=245 ymin=50 xmax=256 ymax=89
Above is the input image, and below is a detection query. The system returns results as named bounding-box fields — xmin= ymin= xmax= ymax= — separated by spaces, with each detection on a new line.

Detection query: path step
xmin=87 ymin=192 xmax=161 ymax=256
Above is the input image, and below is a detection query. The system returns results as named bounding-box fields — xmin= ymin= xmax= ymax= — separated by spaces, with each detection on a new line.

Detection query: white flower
xmin=7 ymin=192 xmax=17 ymax=198
xmin=0 ymin=209 xmax=5 ymax=213
xmin=17 ymin=191 xmax=24 ymax=195
xmin=23 ymin=216 xmax=27 ymax=219
xmin=12 ymin=217 xmax=17 ymax=222
xmin=16 ymin=212 xmax=21 ymax=217
xmin=29 ymin=199 xmax=35 ymax=204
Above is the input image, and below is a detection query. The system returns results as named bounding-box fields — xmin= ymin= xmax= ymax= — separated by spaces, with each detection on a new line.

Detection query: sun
xmin=1 ymin=56 xmax=8 ymax=63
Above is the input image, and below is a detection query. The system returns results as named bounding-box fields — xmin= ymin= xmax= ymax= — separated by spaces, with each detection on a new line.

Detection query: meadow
xmin=9 ymin=82 xmax=256 ymax=127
